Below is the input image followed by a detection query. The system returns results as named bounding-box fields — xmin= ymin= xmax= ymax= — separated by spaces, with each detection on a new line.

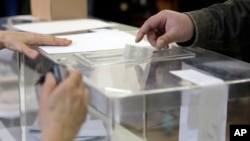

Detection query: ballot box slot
xmin=74 ymin=47 xmax=195 ymax=67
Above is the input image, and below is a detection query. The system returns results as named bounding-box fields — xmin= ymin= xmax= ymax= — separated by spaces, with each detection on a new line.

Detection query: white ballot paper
xmin=12 ymin=19 xmax=116 ymax=34
xmin=170 ymin=69 xmax=228 ymax=141
xmin=123 ymin=44 xmax=154 ymax=60
xmin=39 ymin=30 xmax=151 ymax=54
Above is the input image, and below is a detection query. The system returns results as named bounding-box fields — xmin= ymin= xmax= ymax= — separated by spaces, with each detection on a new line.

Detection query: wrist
xmin=177 ymin=31 xmax=196 ymax=46
xmin=42 ymin=125 xmax=74 ymax=141
xmin=177 ymin=13 xmax=196 ymax=47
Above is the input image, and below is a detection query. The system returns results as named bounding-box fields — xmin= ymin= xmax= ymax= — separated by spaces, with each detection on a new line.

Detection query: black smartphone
xmin=35 ymin=64 xmax=68 ymax=100
xmin=35 ymin=64 xmax=68 ymax=85
xmin=51 ymin=64 xmax=68 ymax=84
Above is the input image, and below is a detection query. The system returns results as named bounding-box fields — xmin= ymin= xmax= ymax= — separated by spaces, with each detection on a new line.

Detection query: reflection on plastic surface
xmin=0 ymin=122 xmax=16 ymax=141
xmin=74 ymin=47 xmax=195 ymax=67
xmin=29 ymin=117 xmax=108 ymax=141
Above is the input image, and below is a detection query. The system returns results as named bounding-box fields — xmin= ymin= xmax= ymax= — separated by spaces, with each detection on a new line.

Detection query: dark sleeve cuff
xmin=177 ymin=30 xmax=196 ymax=47
xmin=177 ymin=10 xmax=213 ymax=47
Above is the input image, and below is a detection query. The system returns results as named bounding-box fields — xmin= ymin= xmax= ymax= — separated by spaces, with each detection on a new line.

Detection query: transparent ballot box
xmin=19 ymin=46 xmax=250 ymax=141
xmin=0 ymin=50 xmax=22 ymax=141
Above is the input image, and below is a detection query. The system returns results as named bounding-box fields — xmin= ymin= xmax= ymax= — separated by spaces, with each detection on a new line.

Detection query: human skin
xmin=135 ymin=10 xmax=195 ymax=49
xmin=39 ymin=70 xmax=89 ymax=141
xmin=0 ymin=31 xmax=71 ymax=59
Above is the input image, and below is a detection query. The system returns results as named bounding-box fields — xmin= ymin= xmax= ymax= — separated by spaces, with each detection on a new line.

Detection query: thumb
xmin=38 ymin=72 xmax=57 ymax=129
xmin=41 ymin=72 xmax=57 ymax=97
xmin=156 ymin=30 xmax=177 ymax=49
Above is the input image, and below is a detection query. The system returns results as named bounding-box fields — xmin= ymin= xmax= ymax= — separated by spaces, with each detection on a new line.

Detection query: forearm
xmin=185 ymin=0 xmax=250 ymax=47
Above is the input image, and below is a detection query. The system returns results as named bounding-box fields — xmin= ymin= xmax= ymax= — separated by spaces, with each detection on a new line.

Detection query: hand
xmin=39 ymin=70 xmax=89 ymax=141
xmin=135 ymin=10 xmax=195 ymax=49
xmin=0 ymin=31 xmax=71 ymax=59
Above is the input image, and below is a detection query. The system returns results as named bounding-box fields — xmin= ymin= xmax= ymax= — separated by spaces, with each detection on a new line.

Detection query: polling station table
xmin=1 ymin=15 xmax=250 ymax=141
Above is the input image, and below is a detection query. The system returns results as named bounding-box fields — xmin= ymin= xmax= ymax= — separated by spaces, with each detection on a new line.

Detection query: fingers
xmin=11 ymin=40 xmax=40 ymax=59
xmin=48 ymin=70 xmax=85 ymax=98
xmin=64 ymin=70 xmax=89 ymax=105
xmin=135 ymin=15 xmax=160 ymax=43
xmin=156 ymin=29 xmax=177 ymax=49
xmin=3 ymin=37 xmax=40 ymax=59
xmin=136 ymin=12 xmax=169 ymax=49
xmin=63 ymin=70 xmax=83 ymax=88
xmin=64 ymin=69 xmax=89 ymax=97
xmin=53 ymin=70 xmax=89 ymax=113
xmin=47 ymin=70 xmax=82 ymax=101
xmin=135 ymin=21 xmax=149 ymax=42
xmin=39 ymin=72 xmax=56 ymax=121
xmin=26 ymin=33 xmax=72 ymax=46
xmin=0 ymin=31 xmax=72 ymax=59
xmin=41 ymin=72 xmax=57 ymax=97
xmin=146 ymin=30 xmax=158 ymax=47
xmin=135 ymin=28 xmax=147 ymax=43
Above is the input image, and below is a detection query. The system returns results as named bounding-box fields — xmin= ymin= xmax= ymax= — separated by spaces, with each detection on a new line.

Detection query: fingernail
xmin=31 ymin=51 xmax=39 ymax=59
xmin=135 ymin=36 xmax=139 ymax=42
xmin=62 ymin=39 xmax=72 ymax=45
xmin=157 ymin=39 xmax=165 ymax=48
xmin=66 ymin=39 xmax=72 ymax=42
xmin=64 ymin=38 xmax=71 ymax=41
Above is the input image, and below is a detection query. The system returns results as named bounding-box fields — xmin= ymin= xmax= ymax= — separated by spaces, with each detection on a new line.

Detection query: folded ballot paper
xmin=123 ymin=44 xmax=155 ymax=60
xmin=29 ymin=117 xmax=107 ymax=141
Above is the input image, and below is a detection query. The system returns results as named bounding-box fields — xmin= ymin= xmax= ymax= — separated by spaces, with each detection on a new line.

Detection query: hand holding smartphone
xmin=36 ymin=64 xmax=68 ymax=85
xmin=35 ymin=64 xmax=68 ymax=100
